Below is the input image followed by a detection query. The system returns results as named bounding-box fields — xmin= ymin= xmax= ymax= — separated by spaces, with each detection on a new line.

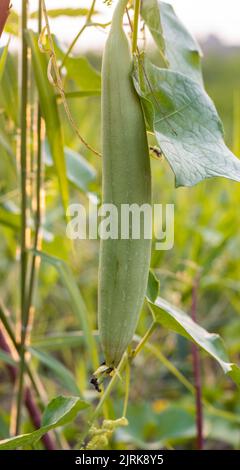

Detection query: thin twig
xmin=126 ymin=4 xmax=175 ymax=138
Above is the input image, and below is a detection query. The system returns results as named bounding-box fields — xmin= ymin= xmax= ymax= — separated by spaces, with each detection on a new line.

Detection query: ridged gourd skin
xmin=98 ymin=0 xmax=152 ymax=368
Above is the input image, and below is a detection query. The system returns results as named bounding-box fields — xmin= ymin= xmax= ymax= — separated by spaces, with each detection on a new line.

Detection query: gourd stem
xmin=132 ymin=0 xmax=141 ymax=53
xmin=77 ymin=325 xmax=157 ymax=448
xmin=111 ymin=0 xmax=129 ymax=30
xmin=132 ymin=321 xmax=156 ymax=357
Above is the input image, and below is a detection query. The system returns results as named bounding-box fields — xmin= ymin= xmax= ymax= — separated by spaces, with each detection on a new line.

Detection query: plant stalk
xmin=132 ymin=321 xmax=156 ymax=357
xmin=15 ymin=0 xmax=29 ymax=436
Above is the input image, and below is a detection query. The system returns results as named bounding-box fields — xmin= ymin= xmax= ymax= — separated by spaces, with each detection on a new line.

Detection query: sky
xmin=10 ymin=0 xmax=240 ymax=49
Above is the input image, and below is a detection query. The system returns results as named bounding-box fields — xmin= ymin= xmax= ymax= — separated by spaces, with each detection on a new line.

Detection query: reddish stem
xmin=191 ymin=276 xmax=204 ymax=450
xmin=0 ymin=0 xmax=11 ymax=38
xmin=0 ymin=328 xmax=56 ymax=449
xmin=24 ymin=388 xmax=56 ymax=450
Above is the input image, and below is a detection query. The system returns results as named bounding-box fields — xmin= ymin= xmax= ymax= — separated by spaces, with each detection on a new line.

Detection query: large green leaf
xmin=45 ymin=145 xmax=96 ymax=193
xmin=25 ymin=30 xmax=68 ymax=211
xmin=0 ymin=395 xmax=89 ymax=450
xmin=146 ymin=270 xmax=160 ymax=303
xmin=28 ymin=347 xmax=81 ymax=395
xmin=133 ymin=56 xmax=240 ymax=187
xmin=141 ymin=0 xmax=202 ymax=84
xmin=41 ymin=395 xmax=88 ymax=426
xmin=149 ymin=296 xmax=240 ymax=387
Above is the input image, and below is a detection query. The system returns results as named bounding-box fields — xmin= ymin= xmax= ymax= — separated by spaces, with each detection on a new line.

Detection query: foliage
xmin=0 ymin=0 xmax=239 ymax=451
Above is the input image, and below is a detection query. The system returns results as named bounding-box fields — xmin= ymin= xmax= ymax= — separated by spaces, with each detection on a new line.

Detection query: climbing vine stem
xmin=132 ymin=0 xmax=141 ymax=53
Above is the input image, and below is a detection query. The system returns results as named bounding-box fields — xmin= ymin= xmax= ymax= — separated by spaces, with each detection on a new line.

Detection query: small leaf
xmin=0 ymin=395 xmax=89 ymax=450
xmin=146 ymin=270 xmax=160 ymax=303
xmin=133 ymin=56 xmax=240 ymax=187
xmin=149 ymin=295 xmax=240 ymax=387
xmin=41 ymin=395 xmax=88 ymax=427
xmin=64 ymin=56 xmax=101 ymax=91
xmin=141 ymin=0 xmax=202 ymax=84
